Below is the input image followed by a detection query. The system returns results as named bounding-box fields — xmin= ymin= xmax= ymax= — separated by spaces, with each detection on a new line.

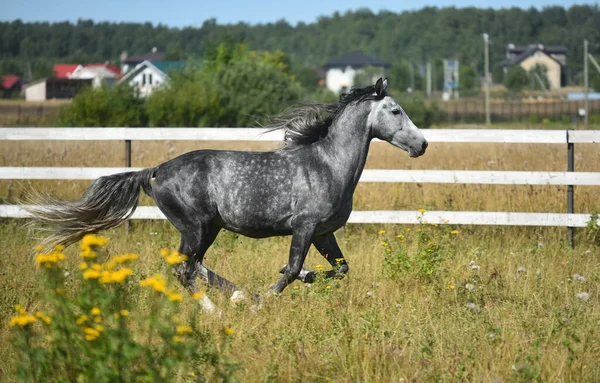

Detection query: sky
xmin=2 ymin=0 xmax=597 ymax=27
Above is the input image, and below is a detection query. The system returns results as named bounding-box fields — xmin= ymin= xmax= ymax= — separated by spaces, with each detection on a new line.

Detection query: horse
xmin=26 ymin=78 xmax=428 ymax=312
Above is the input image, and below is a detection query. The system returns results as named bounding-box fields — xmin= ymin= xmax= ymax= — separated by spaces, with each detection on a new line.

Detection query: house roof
xmin=53 ymin=64 xmax=82 ymax=78
xmin=85 ymin=64 xmax=121 ymax=77
xmin=123 ymin=51 xmax=165 ymax=64
xmin=119 ymin=60 xmax=188 ymax=83
xmin=1 ymin=76 xmax=20 ymax=89
xmin=324 ymin=51 xmax=391 ymax=69
xmin=505 ymin=44 xmax=567 ymax=67
xmin=151 ymin=61 xmax=187 ymax=73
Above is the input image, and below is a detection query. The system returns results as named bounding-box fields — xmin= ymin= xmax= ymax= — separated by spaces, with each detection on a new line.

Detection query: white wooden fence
xmin=1 ymin=128 xmax=599 ymax=232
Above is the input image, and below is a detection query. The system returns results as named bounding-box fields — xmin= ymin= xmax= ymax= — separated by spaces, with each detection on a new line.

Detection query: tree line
xmin=1 ymin=5 xmax=599 ymax=90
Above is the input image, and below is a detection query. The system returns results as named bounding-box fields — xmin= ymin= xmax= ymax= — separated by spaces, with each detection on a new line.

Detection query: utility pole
xmin=426 ymin=62 xmax=432 ymax=97
xmin=584 ymin=39 xmax=589 ymax=127
xmin=483 ymin=33 xmax=491 ymax=125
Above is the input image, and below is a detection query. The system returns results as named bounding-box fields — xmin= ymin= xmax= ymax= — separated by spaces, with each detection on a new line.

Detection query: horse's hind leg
xmin=279 ymin=232 xmax=349 ymax=283
xmin=176 ymin=225 xmax=247 ymax=309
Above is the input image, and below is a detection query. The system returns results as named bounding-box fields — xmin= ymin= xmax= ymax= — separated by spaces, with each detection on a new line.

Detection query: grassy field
xmin=1 ymin=126 xmax=600 ymax=381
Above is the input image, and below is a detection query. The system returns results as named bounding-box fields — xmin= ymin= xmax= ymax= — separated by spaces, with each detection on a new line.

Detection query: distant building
xmin=70 ymin=64 xmax=121 ymax=88
xmin=120 ymin=49 xmax=165 ymax=74
xmin=1 ymin=76 xmax=21 ymax=98
xmin=24 ymin=78 xmax=91 ymax=101
xmin=119 ymin=60 xmax=186 ymax=97
xmin=53 ymin=64 xmax=83 ymax=79
xmin=324 ymin=51 xmax=390 ymax=94
xmin=503 ymin=44 xmax=567 ymax=89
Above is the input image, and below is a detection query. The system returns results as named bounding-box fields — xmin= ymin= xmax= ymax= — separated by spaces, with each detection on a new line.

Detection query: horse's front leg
xmin=269 ymin=226 xmax=316 ymax=294
xmin=279 ymin=232 xmax=349 ymax=283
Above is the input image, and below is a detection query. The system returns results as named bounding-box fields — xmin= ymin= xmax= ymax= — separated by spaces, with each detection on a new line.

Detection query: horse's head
xmin=367 ymin=78 xmax=428 ymax=158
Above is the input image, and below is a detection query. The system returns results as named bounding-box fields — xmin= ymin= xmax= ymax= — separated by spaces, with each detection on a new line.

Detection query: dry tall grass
xmin=1 ymin=128 xmax=599 ymax=381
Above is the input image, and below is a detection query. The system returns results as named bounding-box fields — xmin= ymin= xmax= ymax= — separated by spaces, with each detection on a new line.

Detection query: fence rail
xmin=1 ymin=128 xmax=599 ymax=236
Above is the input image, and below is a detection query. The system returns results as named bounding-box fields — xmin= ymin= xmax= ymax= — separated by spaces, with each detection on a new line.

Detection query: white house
xmin=324 ymin=51 xmax=390 ymax=94
xmin=119 ymin=60 xmax=186 ymax=97
xmin=70 ymin=64 xmax=121 ymax=88
xmin=503 ymin=44 xmax=567 ymax=89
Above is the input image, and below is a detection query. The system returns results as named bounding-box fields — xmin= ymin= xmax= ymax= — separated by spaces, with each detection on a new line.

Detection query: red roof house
xmin=85 ymin=64 xmax=121 ymax=78
xmin=53 ymin=64 xmax=82 ymax=79
xmin=2 ymin=76 xmax=20 ymax=89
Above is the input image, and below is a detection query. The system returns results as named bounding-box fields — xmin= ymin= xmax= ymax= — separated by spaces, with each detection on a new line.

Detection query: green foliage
xmin=9 ymin=237 xmax=237 ymax=382
xmin=380 ymin=221 xmax=458 ymax=282
xmin=353 ymin=66 xmax=386 ymax=88
xmin=291 ymin=66 xmax=320 ymax=91
xmin=146 ymin=44 xmax=301 ymax=127
xmin=505 ymin=66 xmax=530 ymax=92
xmin=1 ymin=5 xmax=599 ymax=86
xmin=585 ymin=213 xmax=600 ymax=246
xmin=529 ymin=64 xmax=550 ymax=91
xmin=459 ymin=65 xmax=478 ymax=91
xmin=389 ymin=62 xmax=412 ymax=92
xmin=59 ymin=84 xmax=147 ymax=127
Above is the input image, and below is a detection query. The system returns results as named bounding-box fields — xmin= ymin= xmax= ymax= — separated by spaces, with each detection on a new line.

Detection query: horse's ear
xmin=375 ymin=77 xmax=384 ymax=96
xmin=382 ymin=78 xmax=388 ymax=91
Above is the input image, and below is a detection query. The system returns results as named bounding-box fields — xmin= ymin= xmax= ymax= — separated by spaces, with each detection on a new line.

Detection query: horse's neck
xmin=319 ymin=111 xmax=371 ymax=188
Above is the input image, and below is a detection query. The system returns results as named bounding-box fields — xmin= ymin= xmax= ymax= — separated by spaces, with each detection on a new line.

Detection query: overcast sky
xmin=2 ymin=0 xmax=597 ymax=27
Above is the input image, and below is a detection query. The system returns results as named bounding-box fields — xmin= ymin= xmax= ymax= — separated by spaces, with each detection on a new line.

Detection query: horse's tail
xmin=24 ymin=167 xmax=157 ymax=248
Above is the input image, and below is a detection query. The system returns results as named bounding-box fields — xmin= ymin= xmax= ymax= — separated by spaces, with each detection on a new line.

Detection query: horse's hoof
xmin=230 ymin=290 xmax=247 ymax=305
xmin=197 ymin=294 xmax=222 ymax=316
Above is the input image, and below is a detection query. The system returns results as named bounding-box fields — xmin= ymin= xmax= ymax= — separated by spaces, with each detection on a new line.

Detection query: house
xmin=53 ymin=64 xmax=83 ymax=79
xmin=120 ymin=49 xmax=165 ymax=74
xmin=503 ymin=44 xmax=567 ymax=89
xmin=24 ymin=78 xmax=92 ymax=101
xmin=1 ymin=76 xmax=21 ymax=98
xmin=70 ymin=64 xmax=121 ymax=88
xmin=119 ymin=60 xmax=186 ymax=97
xmin=324 ymin=51 xmax=390 ymax=93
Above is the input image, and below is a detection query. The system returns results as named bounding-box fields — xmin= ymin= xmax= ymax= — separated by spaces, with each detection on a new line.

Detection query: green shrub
xmin=59 ymin=84 xmax=147 ymax=127
xmin=9 ymin=235 xmax=237 ymax=382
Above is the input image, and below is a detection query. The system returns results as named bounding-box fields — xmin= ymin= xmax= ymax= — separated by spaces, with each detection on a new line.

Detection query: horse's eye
xmin=392 ymin=109 xmax=402 ymax=116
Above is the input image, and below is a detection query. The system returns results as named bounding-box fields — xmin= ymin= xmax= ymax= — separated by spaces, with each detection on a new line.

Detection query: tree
xmin=459 ymin=65 xmax=477 ymax=91
xmin=353 ymin=66 xmax=386 ymax=88
xmin=504 ymin=66 xmax=529 ymax=92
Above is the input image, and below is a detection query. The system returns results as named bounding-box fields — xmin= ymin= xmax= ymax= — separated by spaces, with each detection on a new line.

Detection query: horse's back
xmin=152 ymin=149 xmax=295 ymax=235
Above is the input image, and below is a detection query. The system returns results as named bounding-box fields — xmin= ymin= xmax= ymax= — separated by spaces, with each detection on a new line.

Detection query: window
xmin=142 ymin=74 xmax=146 ymax=85
xmin=149 ymin=73 xmax=153 ymax=85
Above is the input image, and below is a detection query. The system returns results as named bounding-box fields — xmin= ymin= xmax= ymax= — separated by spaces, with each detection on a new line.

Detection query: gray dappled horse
xmin=27 ymin=78 xmax=428 ymax=312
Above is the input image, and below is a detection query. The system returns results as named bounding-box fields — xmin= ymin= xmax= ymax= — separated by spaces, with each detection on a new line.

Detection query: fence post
xmin=124 ymin=138 xmax=132 ymax=232
xmin=567 ymin=129 xmax=574 ymax=248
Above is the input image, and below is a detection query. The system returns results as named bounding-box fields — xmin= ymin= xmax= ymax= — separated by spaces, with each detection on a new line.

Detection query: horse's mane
xmin=267 ymin=84 xmax=385 ymax=149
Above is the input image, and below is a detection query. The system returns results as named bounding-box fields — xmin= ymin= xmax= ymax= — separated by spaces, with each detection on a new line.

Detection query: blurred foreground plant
xmin=9 ymin=234 xmax=237 ymax=382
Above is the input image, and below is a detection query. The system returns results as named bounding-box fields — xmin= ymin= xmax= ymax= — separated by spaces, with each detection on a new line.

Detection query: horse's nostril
xmin=421 ymin=141 xmax=428 ymax=151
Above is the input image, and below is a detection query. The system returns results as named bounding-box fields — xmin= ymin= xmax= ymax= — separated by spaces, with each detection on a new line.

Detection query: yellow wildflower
xmin=335 ymin=258 xmax=344 ymax=264
xmin=417 ymin=209 xmax=427 ymax=214
xmin=83 ymin=327 xmax=101 ymax=341
xmin=378 ymin=229 xmax=386 ymax=235
xmin=167 ymin=291 xmax=184 ymax=302
xmin=80 ymin=248 xmax=97 ymax=259
xmin=326 ymin=285 xmax=332 ymax=289
xmin=173 ymin=335 xmax=184 ymax=343
xmin=83 ymin=269 xmax=101 ymax=280
xmin=223 ymin=327 xmax=235 ymax=335
xmin=447 ymin=280 xmax=455 ymax=290
xmin=35 ymin=312 xmax=51 ymax=325
xmin=140 ymin=274 xmax=166 ymax=292
xmin=176 ymin=325 xmax=193 ymax=334
xmin=9 ymin=314 xmax=37 ymax=327
xmin=90 ymin=307 xmax=101 ymax=316
xmin=192 ymin=291 xmax=204 ymax=300
xmin=120 ymin=309 xmax=129 ymax=317
xmin=81 ymin=234 xmax=108 ymax=248
xmin=164 ymin=251 xmax=188 ymax=265
xmin=99 ymin=268 xmax=133 ymax=284
xmin=15 ymin=305 xmax=26 ymax=315
xmin=160 ymin=248 xmax=170 ymax=257
xmin=406 ymin=228 xmax=411 ymax=232
xmin=451 ymin=230 xmax=459 ymax=235
xmin=79 ymin=262 xmax=89 ymax=270
xmin=76 ymin=314 xmax=88 ymax=325
xmin=34 ymin=245 xmax=45 ymax=252
xmin=34 ymin=250 xmax=65 ymax=268
xmin=112 ymin=253 xmax=139 ymax=264
xmin=315 ymin=264 xmax=324 ymax=271
xmin=381 ymin=242 xmax=389 ymax=247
